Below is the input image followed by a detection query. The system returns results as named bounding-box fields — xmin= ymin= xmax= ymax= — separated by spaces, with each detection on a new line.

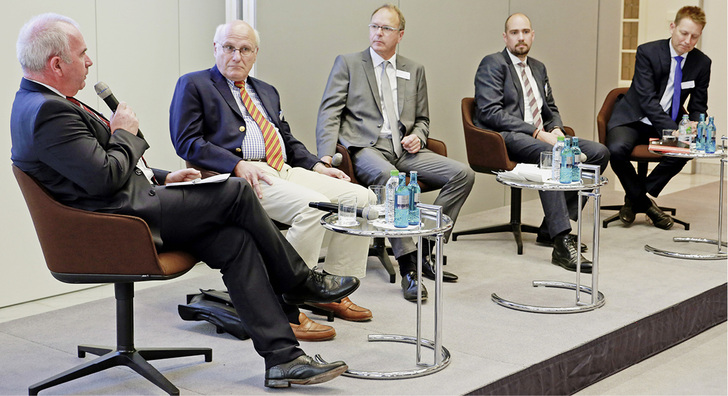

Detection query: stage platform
xmin=0 ymin=179 xmax=725 ymax=395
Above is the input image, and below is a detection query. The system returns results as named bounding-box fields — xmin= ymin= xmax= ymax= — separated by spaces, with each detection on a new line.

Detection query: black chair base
xmin=452 ymin=187 xmax=539 ymax=255
xmin=29 ymin=283 xmax=212 ymax=395
xmin=371 ymin=237 xmax=396 ymax=283
xmin=30 ymin=345 xmax=212 ymax=395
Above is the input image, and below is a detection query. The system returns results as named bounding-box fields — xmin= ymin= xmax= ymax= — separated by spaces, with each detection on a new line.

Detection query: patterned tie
xmin=234 ymin=81 xmax=284 ymax=171
xmin=380 ymin=61 xmax=402 ymax=157
xmin=518 ymin=62 xmax=543 ymax=132
xmin=67 ymin=97 xmax=110 ymax=128
xmin=671 ymin=55 xmax=684 ymax=121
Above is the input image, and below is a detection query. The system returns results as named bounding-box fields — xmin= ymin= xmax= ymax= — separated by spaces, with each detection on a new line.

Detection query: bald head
xmin=213 ymin=20 xmax=260 ymax=82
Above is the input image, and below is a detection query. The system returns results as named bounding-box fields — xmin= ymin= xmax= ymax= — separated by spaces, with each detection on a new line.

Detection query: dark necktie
xmin=671 ymin=55 xmax=683 ymax=121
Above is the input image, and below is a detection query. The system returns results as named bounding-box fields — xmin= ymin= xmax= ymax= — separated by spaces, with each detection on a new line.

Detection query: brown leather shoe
xmin=290 ymin=313 xmax=336 ymax=341
xmin=309 ymin=297 xmax=373 ymax=322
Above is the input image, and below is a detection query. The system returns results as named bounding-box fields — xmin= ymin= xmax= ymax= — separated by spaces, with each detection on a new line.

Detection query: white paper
xmin=164 ymin=173 xmax=230 ymax=187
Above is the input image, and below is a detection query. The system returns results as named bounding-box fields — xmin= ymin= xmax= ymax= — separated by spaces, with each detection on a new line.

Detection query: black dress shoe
xmin=536 ymin=233 xmax=587 ymax=252
xmin=282 ymin=271 xmax=360 ymax=305
xmin=401 ymin=271 xmax=428 ymax=302
xmin=619 ymin=197 xmax=635 ymax=224
xmin=551 ymin=234 xmax=592 ymax=273
xmin=421 ymin=256 xmax=458 ymax=282
xmin=265 ymin=355 xmax=347 ymax=388
xmin=646 ymin=198 xmax=674 ymax=230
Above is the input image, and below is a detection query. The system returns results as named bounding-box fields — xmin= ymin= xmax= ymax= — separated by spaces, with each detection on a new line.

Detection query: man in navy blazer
xmin=170 ymin=21 xmax=373 ymax=332
xmin=474 ymin=13 xmax=609 ymax=273
xmin=606 ymin=6 xmax=711 ymax=230
xmin=11 ymin=13 xmax=356 ymax=388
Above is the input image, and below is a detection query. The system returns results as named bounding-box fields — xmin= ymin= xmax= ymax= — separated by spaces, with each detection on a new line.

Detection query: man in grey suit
xmin=473 ymin=13 xmax=609 ymax=273
xmin=316 ymin=4 xmax=475 ymax=301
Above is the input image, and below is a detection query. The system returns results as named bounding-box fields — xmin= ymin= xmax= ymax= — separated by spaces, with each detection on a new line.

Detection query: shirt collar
xmin=26 ymin=78 xmax=65 ymax=97
xmin=370 ymin=47 xmax=397 ymax=69
xmin=669 ymin=41 xmax=689 ymax=62
xmin=506 ymin=49 xmax=527 ymax=67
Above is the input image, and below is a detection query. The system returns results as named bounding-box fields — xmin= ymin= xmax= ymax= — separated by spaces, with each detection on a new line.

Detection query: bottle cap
xmin=390 ymin=170 xmax=399 ymax=176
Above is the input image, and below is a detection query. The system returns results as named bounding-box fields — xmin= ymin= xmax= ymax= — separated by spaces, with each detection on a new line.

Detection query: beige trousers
xmin=249 ymin=162 xmax=373 ymax=278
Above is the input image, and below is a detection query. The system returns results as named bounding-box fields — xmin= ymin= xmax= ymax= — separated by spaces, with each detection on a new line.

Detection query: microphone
xmin=308 ymin=202 xmax=379 ymax=220
xmin=331 ymin=152 xmax=343 ymax=167
xmin=94 ymin=81 xmax=144 ymax=138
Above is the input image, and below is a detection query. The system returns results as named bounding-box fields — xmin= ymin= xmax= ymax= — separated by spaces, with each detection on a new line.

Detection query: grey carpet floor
xmin=1 ymin=182 xmax=725 ymax=395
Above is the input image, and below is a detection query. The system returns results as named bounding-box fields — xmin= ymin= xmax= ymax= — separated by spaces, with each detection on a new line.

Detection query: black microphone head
xmin=331 ymin=153 xmax=343 ymax=167
xmin=94 ymin=81 xmax=112 ymax=99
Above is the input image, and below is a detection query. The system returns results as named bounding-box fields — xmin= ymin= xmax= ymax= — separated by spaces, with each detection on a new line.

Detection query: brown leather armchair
xmin=453 ymin=97 xmax=575 ymax=254
xmin=13 ymin=165 xmax=212 ymax=395
xmin=596 ymin=88 xmax=688 ymax=229
xmin=335 ymin=138 xmax=448 ymax=283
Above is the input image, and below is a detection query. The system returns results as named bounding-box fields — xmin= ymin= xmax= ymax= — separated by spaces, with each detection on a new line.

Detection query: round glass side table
xmin=492 ymin=164 xmax=609 ymax=313
xmin=318 ymin=203 xmax=453 ymax=379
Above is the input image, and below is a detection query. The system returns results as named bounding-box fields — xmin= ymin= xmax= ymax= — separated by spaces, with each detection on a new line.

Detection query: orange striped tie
xmin=234 ymin=81 xmax=284 ymax=171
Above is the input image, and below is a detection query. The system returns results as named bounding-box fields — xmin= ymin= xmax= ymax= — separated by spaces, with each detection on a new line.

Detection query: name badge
xmin=396 ymin=70 xmax=410 ymax=80
xmin=681 ymin=80 xmax=695 ymax=89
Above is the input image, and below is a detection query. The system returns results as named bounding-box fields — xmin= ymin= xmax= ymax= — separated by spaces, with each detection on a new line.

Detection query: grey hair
xmin=16 ymin=13 xmax=80 ymax=73
xmin=214 ymin=20 xmax=260 ymax=48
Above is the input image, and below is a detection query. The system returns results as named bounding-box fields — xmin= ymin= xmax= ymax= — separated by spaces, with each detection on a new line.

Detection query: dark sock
xmin=397 ymin=251 xmax=416 ymax=276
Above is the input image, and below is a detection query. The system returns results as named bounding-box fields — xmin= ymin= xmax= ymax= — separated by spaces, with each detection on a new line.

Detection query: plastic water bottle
xmin=552 ymin=136 xmax=565 ymax=181
xmin=385 ymin=170 xmax=399 ymax=224
xmin=408 ymin=171 xmax=421 ymax=225
xmin=560 ymin=138 xmax=573 ymax=183
xmin=696 ymin=113 xmax=706 ymax=152
xmin=706 ymin=116 xmax=716 ymax=154
xmin=571 ymin=137 xmax=582 ymax=182
xmin=678 ymin=114 xmax=690 ymax=135
xmin=394 ymin=173 xmax=410 ymax=228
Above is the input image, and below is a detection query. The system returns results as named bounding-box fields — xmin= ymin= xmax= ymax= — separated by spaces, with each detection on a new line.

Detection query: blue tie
xmin=671 ymin=55 xmax=683 ymax=121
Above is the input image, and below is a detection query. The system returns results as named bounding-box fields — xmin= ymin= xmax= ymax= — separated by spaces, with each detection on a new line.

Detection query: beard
xmin=511 ymin=42 xmax=530 ymax=56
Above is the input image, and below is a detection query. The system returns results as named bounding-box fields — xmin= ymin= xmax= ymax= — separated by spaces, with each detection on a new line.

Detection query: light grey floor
xmin=0 ymin=171 xmax=725 ymax=395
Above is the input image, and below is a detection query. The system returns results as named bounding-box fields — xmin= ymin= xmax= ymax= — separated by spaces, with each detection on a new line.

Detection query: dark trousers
xmin=157 ymin=178 xmax=307 ymax=369
xmin=500 ymin=131 xmax=611 ymax=239
xmin=606 ymin=122 xmax=688 ymax=211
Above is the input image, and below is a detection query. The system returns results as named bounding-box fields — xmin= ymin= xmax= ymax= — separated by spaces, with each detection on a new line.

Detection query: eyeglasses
xmin=216 ymin=43 xmax=256 ymax=57
xmin=368 ymin=24 xmax=400 ymax=34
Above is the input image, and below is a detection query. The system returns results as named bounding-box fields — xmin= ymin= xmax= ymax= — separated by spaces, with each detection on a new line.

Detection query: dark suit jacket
xmin=170 ymin=65 xmax=319 ymax=174
xmin=10 ymin=78 xmax=168 ymax=245
xmin=608 ymin=39 xmax=711 ymax=132
xmin=473 ymin=48 xmax=563 ymax=134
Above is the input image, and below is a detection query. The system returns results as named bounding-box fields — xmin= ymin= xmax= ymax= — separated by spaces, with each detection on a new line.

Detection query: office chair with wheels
xmin=453 ymin=97 xmax=575 ymax=254
xmin=596 ymin=87 xmax=689 ymax=229
xmin=13 ymin=165 xmax=212 ymax=395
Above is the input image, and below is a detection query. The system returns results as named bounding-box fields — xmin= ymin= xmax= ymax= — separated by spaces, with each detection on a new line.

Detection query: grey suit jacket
xmin=473 ymin=48 xmax=562 ymax=134
xmin=316 ymin=49 xmax=429 ymax=157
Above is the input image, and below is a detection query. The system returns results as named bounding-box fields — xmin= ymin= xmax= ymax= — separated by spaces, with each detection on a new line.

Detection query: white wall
xmin=1 ymin=0 xmax=725 ymax=306
xmin=0 ymin=0 xmax=225 ymax=307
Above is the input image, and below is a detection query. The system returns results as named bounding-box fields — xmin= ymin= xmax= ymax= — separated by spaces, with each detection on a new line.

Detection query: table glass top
xmin=321 ymin=212 xmax=453 ymax=238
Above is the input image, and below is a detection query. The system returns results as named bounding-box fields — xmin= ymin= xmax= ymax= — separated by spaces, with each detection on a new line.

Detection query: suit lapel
xmin=248 ymin=77 xmax=280 ymax=127
xmin=657 ymin=39 xmax=672 ymax=96
xmin=210 ymin=65 xmax=244 ymax=120
xmin=396 ymin=57 xmax=406 ymax=114
xmin=501 ymin=49 xmax=525 ymax=117
xmin=362 ymin=50 xmax=383 ymax=114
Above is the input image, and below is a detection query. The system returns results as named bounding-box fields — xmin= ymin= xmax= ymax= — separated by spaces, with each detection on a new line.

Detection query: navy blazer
xmin=11 ymin=78 xmax=169 ymax=245
xmin=608 ymin=38 xmax=711 ymax=132
xmin=473 ymin=48 xmax=563 ymax=134
xmin=170 ymin=65 xmax=319 ymax=174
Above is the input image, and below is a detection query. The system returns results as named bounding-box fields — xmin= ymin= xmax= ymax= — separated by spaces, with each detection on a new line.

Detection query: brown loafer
xmin=309 ymin=296 xmax=373 ymax=322
xmin=290 ymin=313 xmax=336 ymax=341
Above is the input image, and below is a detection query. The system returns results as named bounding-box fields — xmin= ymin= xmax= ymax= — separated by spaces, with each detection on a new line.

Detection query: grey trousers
xmin=350 ymin=137 xmax=475 ymax=258
xmin=500 ymin=131 xmax=610 ymax=239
